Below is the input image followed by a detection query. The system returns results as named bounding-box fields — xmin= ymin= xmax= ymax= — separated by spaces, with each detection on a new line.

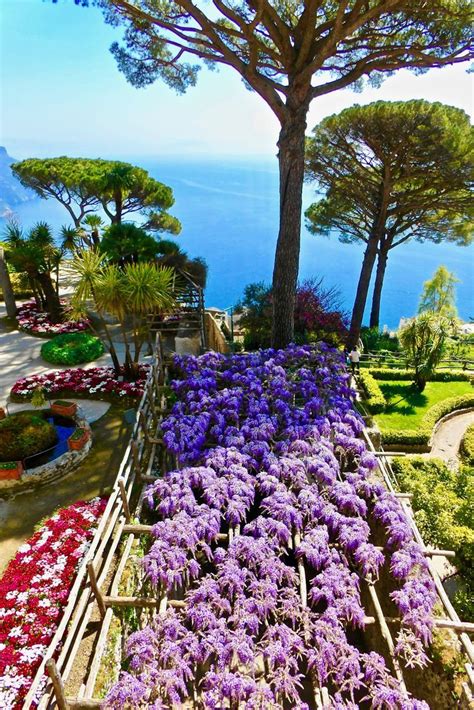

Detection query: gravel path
xmin=428 ymin=409 xmax=474 ymax=468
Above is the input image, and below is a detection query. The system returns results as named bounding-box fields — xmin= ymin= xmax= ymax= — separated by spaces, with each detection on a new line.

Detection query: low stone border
xmin=429 ymin=406 xmax=474 ymax=447
xmin=0 ymin=413 xmax=92 ymax=496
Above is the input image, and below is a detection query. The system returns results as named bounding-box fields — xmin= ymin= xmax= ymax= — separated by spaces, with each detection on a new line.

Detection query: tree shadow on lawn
xmin=379 ymin=383 xmax=428 ymax=415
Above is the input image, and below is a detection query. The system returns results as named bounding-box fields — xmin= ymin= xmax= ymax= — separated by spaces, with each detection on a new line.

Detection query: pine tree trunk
xmin=0 ymin=248 xmax=17 ymax=318
xmin=369 ymin=247 xmax=388 ymax=329
xmin=36 ymin=272 xmax=62 ymax=323
xmin=346 ymin=238 xmax=378 ymax=349
xmin=271 ymin=112 xmax=307 ymax=349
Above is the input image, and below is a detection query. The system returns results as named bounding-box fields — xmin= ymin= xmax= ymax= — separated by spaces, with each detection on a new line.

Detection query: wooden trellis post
xmin=46 ymin=659 xmax=69 ymax=710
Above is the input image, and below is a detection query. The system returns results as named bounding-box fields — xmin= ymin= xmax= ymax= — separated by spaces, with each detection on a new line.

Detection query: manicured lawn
xmin=374 ymin=380 xmax=473 ymax=431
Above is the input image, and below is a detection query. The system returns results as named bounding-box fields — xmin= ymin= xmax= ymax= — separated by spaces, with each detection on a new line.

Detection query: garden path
xmin=427 ymin=409 xmax=474 ymax=469
xmin=0 ymin=301 xmax=127 ymax=406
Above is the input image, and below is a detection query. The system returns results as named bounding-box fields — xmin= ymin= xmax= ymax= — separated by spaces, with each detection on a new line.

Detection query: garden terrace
xmin=26 ymin=342 xmax=474 ymax=710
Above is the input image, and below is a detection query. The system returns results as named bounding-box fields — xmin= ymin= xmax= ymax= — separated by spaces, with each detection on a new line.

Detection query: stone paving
xmin=428 ymin=409 xmax=474 ymax=469
xmin=0 ymin=301 xmax=128 ymax=408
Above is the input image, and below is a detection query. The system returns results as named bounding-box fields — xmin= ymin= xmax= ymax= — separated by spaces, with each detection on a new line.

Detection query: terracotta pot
xmin=52 ymin=401 xmax=77 ymax=418
xmin=0 ymin=461 xmax=23 ymax=480
xmin=67 ymin=429 xmax=89 ymax=451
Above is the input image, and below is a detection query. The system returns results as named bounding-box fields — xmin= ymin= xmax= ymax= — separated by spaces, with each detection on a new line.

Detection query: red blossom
xmin=0 ymin=498 xmax=107 ymax=709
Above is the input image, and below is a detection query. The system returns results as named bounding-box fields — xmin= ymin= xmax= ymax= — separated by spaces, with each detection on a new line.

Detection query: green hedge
xmin=369 ymin=368 xmax=473 ymax=382
xmin=382 ymin=393 xmax=474 ymax=446
xmin=358 ymin=370 xmax=386 ymax=413
xmin=391 ymin=456 xmax=474 ymax=621
xmin=41 ymin=332 xmax=104 ymax=366
xmin=460 ymin=423 xmax=474 ymax=466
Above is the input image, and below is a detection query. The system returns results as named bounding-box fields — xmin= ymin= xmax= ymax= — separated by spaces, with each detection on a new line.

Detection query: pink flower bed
xmin=0 ymin=497 xmax=107 ymax=709
xmin=17 ymin=301 xmax=90 ymax=335
xmin=11 ymin=365 xmax=149 ymax=400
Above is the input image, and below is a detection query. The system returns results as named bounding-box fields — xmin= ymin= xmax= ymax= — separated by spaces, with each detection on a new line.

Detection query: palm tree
xmin=71 ymin=252 xmax=176 ymax=379
xmin=70 ymin=250 xmax=122 ymax=374
xmin=101 ymin=165 xmax=135 ymax=224
xmin=81 ymin=214 xmax=104 ymax=248
xmin=399 ymin=312 xmax=451 ymax=392
xmin=60 ymin=225 xmax=82 ymax=255
xmin=5 ymin=221 xmax=63 ymax=323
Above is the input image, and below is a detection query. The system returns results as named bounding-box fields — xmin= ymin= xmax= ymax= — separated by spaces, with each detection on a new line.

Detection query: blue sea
xmin=2 ymin=157 xmax=473 ymax=329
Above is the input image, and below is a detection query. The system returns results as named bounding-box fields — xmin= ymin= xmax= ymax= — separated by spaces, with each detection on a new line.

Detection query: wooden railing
xmin=359 ymin=351 xmax=474 ymax=372
xmin=28 ymin=343 xmax=474 ymax=709
xmin=362 ymin=431 xmax=474 ymax=704
xmin=22 ymin=335 xmax=167 ymax=710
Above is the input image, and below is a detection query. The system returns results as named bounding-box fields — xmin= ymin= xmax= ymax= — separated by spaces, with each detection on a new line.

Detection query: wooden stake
xmin=294 ymin=533 xmax=307 ymax=608
xmin=130 ymin=440 xmax=140 ymax=472
xmin=103 ymin=595 xmax=185 ymax=609
xmin=140 ymin=474 xmax=159 ymax=484
xmin=46 ymin=658 xmax=69 ymax=710
xmin=118 ymin=478 xmax=131 ymax=523
xmin=87 ymin=563 xmax=106 ymax=619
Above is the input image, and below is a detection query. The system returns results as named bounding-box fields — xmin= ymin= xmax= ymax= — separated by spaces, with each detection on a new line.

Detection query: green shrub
xmin=358 ymin=371 xmax=386 ymax=413
xmin=460 ymin=423 xmax=474 ymax=465
xmin=369 ymin=368 xmax=473 ymax=382
xmin=391 ymin=456 xmax=474 ymax=620
xmin=381 ymin=393 xmax=474 ymax=446
xmin=360 ymin=327 xmax=400 ymax=353
xmin=0 ymin=410 xmax=58 ymax=461
xmin=41 ymin=332 xmax=104 ymax=366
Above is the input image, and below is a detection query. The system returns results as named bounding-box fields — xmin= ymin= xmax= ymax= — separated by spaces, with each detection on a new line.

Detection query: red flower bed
xmin=11 ymin=365 xmax=149 ymax=401
xmin=17 ymin=301 xmax=90 ymax=336
xmin=0 ymin=497 xmax=107 ymax=709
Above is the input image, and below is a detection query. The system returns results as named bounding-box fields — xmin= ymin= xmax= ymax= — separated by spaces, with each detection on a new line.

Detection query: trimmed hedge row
xmin=358 ymin=370 xmax=386 ymax=413
xmin=391 ymin=456 xmax=474 ymax=621
xmin=460 ymin=423 xmax=474 ymax=466
xmin=369 ymin=368 xmax=473 ymax=382
xmin=382 ymin=393 xmax=474 ymax=446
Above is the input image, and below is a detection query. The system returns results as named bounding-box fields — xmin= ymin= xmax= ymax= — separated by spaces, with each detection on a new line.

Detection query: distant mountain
xmin=0 ymin=146 xmax=35 ymax=218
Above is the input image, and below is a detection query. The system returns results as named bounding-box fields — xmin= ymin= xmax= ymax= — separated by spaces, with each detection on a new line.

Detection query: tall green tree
xmin=64 ymin=1 xmax=473 ymax=347
xmin=100 ymin=222 xmax=162 ymax=264
xmin=419 ymin=265 xmax=459 ymax=319
xmin=4 ymin=222 xmax=63 ymax=323
xmin=11 ymin=157 xmax=181 ymax=233
xmin=305 ymin=100 xmax=473 ymax=348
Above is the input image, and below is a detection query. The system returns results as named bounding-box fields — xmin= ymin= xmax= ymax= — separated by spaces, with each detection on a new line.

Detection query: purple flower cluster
xmin=104 ymin=345 xmax=434 ymax=709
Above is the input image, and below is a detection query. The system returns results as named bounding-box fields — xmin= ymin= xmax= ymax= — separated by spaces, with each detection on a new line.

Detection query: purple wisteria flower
xmin=104 ymin=343 xmax=437 ymax=709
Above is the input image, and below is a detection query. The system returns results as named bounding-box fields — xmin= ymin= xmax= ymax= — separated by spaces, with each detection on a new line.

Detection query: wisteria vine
xmin=104 ymin=345 xmax=436 ymax=709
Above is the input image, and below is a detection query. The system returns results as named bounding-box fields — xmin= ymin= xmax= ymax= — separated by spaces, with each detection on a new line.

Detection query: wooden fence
xmin=359 ymin=350 xmax=474 ymax=372
xmin=22 ymin=335 xmax=168 ymax=710
xmin=26 ymin=340 xmax=474 ymax=709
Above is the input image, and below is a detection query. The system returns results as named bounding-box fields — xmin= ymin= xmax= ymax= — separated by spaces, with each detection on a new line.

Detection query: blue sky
xmin=1 ymin=0 xmax=473 ymax=160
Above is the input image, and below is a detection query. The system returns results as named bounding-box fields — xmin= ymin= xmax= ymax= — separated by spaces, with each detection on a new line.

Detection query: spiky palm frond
xmin=121 ymin=262 xmax=176 ymax=315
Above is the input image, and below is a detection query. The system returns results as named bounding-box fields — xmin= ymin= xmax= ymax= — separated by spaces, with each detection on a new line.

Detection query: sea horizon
xmin=1 ymin=155 xmax=473 ymax=329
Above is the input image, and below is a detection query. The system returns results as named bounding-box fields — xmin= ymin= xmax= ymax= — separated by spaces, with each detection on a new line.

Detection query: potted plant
xmin=67 ymin=428 xmax=89 ymax=451
xmin=0 ymin=461 xmax=23 ymax=480
xmin=0 ymin=408 xmax=6 ymax=421
xmin=52 ymin=400 xmax=77 ymax=418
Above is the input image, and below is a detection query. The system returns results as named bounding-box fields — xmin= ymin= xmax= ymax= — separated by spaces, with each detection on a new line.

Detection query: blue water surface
xmin=2 ymin=157 xmax=473 ymax=329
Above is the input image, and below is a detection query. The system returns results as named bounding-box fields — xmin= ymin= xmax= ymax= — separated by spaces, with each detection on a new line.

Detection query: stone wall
xmin=0 ymin=415 xmax=92 ymax=497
